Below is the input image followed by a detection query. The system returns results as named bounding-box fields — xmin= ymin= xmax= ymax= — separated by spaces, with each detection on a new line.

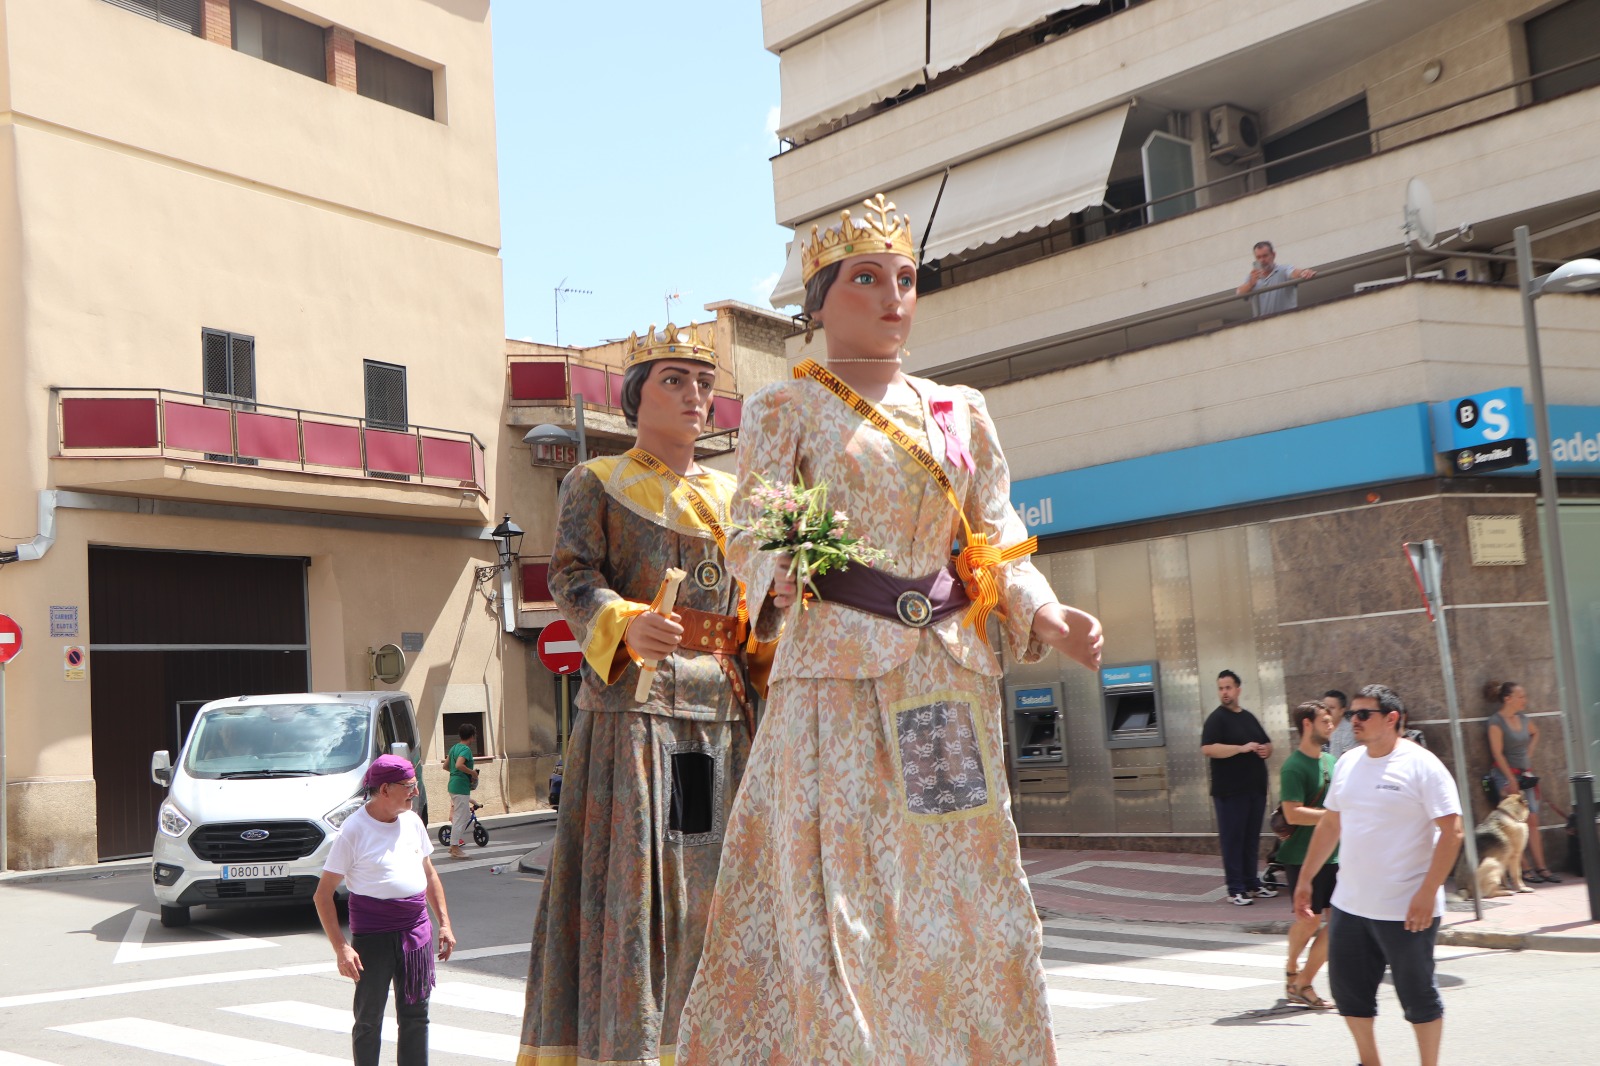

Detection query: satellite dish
xmin=369 ymin=643 xmax=406 ymax=685
xmin=1404 ymin=177 xmax=1437 ymax=248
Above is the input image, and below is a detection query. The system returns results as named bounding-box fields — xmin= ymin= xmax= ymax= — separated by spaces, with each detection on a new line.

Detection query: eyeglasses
xmin=1350 ymin=708 xmax=1391 ymax=721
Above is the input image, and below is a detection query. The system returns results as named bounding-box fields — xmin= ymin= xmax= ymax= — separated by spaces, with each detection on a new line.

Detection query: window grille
xmin=102 ymin=0 xmax=201 ymax=34
xmin=356 ymin=43 xmax=436 ymax=120
xmin=201 ymin=329 xmax=257 ymax=464
xmin=232 ymin=0 xmax=328 ymax=82
xmin=363 ymin=361 xmax=408 ymax=430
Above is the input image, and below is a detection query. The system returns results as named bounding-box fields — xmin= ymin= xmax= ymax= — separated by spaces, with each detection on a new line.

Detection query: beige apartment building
xmin=761 ymin=0 xmax=1600 ymax=859
xmin=0 ymin=0 xmax=513 ymax=869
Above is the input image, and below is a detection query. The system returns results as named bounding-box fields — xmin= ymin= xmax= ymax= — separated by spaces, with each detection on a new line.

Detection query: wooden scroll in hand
xmin=633 ymin=567 xmax=687 ymax=703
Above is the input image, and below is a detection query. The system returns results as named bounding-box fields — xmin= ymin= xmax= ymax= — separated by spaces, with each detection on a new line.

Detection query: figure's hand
xmin=437 ymin=923 xmax=456 ymax=962
xmin=770 ymin=554 xmax=797 ymax=609
xmin=1293 ymin=883 xmax=1315 ymax=922
xmin=1032 ymin=604 xmax=1103 ymax=671
xmin=1256 ymin=744 xmax=1272 ymax=759
xmin=1250 ymin=267 xmax=1270 ymax=285
xmin=335 ymin=942 xmax=363 ymax=981
xmin=1294 ymin=267 xmax=1318 ymax=280
xmin=1404 ymin=889 xmax=1434 ymax=932
xmin=1240 ymin=742 xmax=1260 ymax=755
xmin=625 ymin=610 xmax=683 ymax=660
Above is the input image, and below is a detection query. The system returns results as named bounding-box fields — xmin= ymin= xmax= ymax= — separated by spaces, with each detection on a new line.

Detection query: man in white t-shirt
xmin=1294 ymin=684 xmax=1462 ymax=1066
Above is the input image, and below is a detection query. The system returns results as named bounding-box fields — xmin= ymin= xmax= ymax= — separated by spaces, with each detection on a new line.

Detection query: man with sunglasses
xmin=1294 ymin=685 xmax=1462 ymax=1066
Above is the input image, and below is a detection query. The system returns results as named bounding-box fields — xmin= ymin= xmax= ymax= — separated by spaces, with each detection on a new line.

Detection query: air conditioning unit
xmin=1207 ymin=104 xmax=1262 ymax=163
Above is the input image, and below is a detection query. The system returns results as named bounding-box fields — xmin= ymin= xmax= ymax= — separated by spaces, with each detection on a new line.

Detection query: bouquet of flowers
xmin=741 ymin=475 xmax=888 ymax=615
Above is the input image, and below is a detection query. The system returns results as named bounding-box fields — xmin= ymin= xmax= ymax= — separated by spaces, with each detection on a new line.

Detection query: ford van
xmin=148 ymin=691 xmax=427 ymax=927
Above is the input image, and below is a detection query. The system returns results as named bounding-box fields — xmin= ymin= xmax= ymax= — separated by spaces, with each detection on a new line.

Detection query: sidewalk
xmin=1021 ymin=847 xmax=1600 ymax=952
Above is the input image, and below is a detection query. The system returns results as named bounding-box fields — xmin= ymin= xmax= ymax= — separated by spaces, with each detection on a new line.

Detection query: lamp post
xmin=476 ymin=514 xmax=525 ymax=634
xmin=1514 ymin=225 xmax=1600 ymax=920
xmin=521 ymin=393 xmax=588 ymax=464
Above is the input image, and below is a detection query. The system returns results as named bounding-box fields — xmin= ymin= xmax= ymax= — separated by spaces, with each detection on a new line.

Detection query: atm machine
xmin=1101 ymin=662 xmax=1171 ymax=831
xmin=1005 ymin=682 xmax=1068 ymax=832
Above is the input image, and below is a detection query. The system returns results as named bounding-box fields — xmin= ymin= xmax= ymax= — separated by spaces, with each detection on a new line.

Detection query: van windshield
xmin=183 ymin=703 xmax=370 ymax=779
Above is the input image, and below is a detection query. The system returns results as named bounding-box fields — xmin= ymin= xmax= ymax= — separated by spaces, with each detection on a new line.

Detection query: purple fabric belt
xmin=349 ymin=891 xmax=434 ymax=1004
xmin=808 ymin=562 xmax=970 ymax=629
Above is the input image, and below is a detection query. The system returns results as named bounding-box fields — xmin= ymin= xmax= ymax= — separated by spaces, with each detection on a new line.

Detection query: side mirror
xmin=389 ymin=742 xmax=411 ymax=761
xmin=151 ymin=751 xmax=172 ymax=788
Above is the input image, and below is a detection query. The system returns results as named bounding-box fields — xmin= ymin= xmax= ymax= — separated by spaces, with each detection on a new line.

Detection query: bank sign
xmin=1429 ymin=386 xmax=1530 ymax=474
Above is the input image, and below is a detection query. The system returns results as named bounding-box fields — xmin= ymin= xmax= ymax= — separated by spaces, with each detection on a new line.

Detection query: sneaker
xmin=1250 ymin=886 xmax=1278 ymax=898
xmin=1228 ymin=893 xmax=1254 ymax=906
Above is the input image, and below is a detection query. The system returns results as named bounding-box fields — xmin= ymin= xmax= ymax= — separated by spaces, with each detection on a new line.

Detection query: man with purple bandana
xmin=315 ymin=754 xmax=456 ymax=1065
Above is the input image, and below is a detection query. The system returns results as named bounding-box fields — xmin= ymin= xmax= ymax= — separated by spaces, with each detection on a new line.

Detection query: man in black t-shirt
xmin=1201 ymin=669 xmax=1274 ymax=905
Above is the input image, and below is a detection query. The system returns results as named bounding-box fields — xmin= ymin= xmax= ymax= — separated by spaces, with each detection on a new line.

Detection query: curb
xmin=1 ymin=809 xmax=560 ymax=886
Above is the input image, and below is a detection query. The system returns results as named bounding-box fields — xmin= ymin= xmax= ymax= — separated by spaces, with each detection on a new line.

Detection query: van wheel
xmin=159 ymin=904 xmax=190 ymax=928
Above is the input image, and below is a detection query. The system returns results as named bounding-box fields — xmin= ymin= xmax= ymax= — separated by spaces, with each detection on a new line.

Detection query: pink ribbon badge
xmin=930 ymin=399 xmax=975 ymax=473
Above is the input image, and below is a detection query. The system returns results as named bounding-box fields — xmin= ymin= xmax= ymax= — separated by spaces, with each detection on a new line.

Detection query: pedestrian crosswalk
xmin=6 ymin=922 xmax=1484 ymax=1063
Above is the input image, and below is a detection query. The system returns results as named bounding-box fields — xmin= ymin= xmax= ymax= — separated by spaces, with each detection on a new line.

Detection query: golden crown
xmin=800 ymin=193 xmax=918 ymax=285
xmin=623 ymin=321 xmax=718 ymax=371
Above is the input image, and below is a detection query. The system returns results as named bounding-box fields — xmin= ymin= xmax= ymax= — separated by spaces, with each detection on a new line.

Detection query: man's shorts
xmin=1286 ymin=862 xmax=1338 ymax=913
xmin=1328 ymin=906 xmax=1443 ymax=1024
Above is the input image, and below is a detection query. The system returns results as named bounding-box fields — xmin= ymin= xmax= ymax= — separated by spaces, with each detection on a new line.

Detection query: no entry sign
xmin=537 ymin=619 xmax=583 ymax=675
xmin=0 ymin=614 xmax=21 ymax=664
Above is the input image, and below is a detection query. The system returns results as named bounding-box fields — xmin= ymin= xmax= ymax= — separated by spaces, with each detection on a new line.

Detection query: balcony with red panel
xmin=52 ymin=388 xmax=491 ymax=523
xmin=514 ymin=554 xmax=561 ymax=630
xmin=507 ymin=355 xmax=744 ymax=461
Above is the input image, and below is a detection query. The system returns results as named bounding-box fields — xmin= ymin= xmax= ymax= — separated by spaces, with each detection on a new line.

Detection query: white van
xmin=148 ymin=691 xmax=428 ymax=928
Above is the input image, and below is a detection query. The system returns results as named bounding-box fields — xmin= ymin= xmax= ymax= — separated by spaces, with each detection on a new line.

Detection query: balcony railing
xmin=507 ymin=355 xmax=744 ymax=434
xmin=53 ymin=387 xmax=488 ymax=495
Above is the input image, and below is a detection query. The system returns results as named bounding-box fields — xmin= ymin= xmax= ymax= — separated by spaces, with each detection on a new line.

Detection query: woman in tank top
xmin=1485 ymin=679 xmax=1561 ymax=883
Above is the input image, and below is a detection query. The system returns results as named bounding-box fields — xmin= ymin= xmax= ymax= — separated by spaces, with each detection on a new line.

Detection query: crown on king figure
xmin=800 ymin=193 xmax=919 ymax=286
xmin=623 ymin=321 xmax=718 ymax=371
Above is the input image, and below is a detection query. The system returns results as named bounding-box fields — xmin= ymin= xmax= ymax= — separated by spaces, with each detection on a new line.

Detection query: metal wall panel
xmin=1247 ymin=523 xmax=1290 ymax=750
xmin=1049 ymin=550 xmax=1115 ymax=834
xmin=1152 ymin=536 xmax=1210 ymax=833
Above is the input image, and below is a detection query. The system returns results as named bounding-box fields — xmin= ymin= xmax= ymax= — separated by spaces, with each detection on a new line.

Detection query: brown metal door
xmin=89 ymin=547 xmax=310 ymax=860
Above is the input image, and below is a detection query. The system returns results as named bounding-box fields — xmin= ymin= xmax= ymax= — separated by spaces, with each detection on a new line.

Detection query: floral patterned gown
xmin=517 ymin=454 xmax=756 ymax=1066
xmin=676 ymin=373 xmax=1061 ymax=1065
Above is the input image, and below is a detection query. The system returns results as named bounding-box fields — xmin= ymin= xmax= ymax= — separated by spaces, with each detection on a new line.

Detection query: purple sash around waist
xmin=808 ymin=562 xmax=971 ymax=628
xmin=349 ymin=891 xmax=434 ymax=1004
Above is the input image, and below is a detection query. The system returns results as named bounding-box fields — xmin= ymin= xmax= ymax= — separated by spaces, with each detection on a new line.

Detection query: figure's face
xmin=377 ymin=776 xmax=419 ymax=817
xmin=1254 ymin=245 xmax=1277 ymax=271
xmin=1217 ymin=676 xmax=1240 ymax=708
xmin=1321 ymin=696 xmax=1345 ymax=721
xmin=1312 ymin=709 xmax=1334 ymax=741
xmin=816 ymin=254 xmax=917 ymax=360
xmin=1507 ymin=685 xmax=1527 ymax=712
xmin=635 ymin=361 xmax=717 ymax=443
xmin=1349 ymin=697 xmax=1396 ymax=741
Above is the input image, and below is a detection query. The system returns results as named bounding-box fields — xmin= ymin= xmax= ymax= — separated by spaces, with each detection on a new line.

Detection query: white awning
xmin=763 ymin=0 xmax=884 ymax=53
xmin=776 ymin=0 xmax=926 ymax=143
xmin=927 ymin=0 xmax=1099 ymax=77
xmin=769 ymin=104 xmax=1131 ymax=309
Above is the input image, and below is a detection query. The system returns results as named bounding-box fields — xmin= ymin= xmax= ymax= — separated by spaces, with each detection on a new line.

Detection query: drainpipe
xmin=2 ymin=491 xmax=58 ymax=563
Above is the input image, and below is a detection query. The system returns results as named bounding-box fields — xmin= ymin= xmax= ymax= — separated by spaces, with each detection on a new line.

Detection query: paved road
xmin=3 ymin=817 xmax=1597 ymax=1064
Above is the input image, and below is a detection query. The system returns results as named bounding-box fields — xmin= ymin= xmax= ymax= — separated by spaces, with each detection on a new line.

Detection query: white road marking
xmin=225 ymin=1001 xmax=516 ymax=1061
xmin=448 ymin=942 xmax=532 ymax=962
xmin=0 ymin=1052 xmax=62 ymax=1065
xmin=1042 ymin=918 xmax=1285 ymax=947
xmin=1044 ymin=986 xmax=1149 ymax=1009
xmin=431 ymin=980 xmax=526 ymax=1016
xmin=1042 ymin=962 xmax=1273 ymax=991
xmin=51 ymin=1018 xmax=347 ymax=1065
xmin=1043 ymin=933 xmax=1289 ymax=969
xmin=114 ymin=909 xmax=278 ymax=965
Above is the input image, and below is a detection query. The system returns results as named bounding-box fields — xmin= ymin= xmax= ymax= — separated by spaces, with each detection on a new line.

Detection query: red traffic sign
xmin=536 ymin=619 xmax=583 ymax=675
xmin=0 ymin=614 xmax=21 ymax=664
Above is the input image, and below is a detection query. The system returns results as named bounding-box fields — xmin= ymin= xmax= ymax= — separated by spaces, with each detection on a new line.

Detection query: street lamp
xmin=521 ymin=393 xmax=588 ymax=463
xmin=476 ymin=514 xmax=526 ymax=634
xmin=1514 ymin=226 xmax=1600 ymax=920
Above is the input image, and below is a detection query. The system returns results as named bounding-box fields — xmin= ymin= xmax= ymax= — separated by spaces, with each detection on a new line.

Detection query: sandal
xmin=1285 ymin=970 xmax=1299 ymax=998
xmin=1535 ymin=868 xmax=1563 ymax=883
xmin=1287 ymin=983 xmax=1335 ymax=1009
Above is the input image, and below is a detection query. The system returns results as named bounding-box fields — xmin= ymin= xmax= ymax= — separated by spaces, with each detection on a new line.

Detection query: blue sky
xmin=492 ymin=3 xmax=789 ymax=348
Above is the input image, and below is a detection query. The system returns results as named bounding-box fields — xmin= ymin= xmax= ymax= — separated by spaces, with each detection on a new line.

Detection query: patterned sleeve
xmin=549 ymin=465 xmax=650 ymax=684
xmin=957 ymin=385 xmax=1055 ymax=663
xmin=726 ymin=383 xmax=802 ymax=643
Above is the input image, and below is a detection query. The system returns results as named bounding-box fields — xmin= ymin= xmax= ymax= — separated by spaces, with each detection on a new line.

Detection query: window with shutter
xmin=232 ymin=0 xmax=328 ymax=82
xmin=1526 ymin=0 xmax=1600 ymax=103
xmin=364 ymin=360 xmax=411 ymax=481
xmin=101 ymin=0 xmax=202 ymax=35
xmin=364 ymin=361 xmax=409 ymax=429
xmin=201 ymin=328 xmax=257 ymax=464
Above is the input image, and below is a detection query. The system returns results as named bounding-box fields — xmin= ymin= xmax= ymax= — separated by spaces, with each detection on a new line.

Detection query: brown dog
xmin=1472 ymin=793 xmax=1532 ymax=897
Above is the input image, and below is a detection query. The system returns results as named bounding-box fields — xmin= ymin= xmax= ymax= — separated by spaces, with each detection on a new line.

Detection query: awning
xmin=927 ymin=0 xmax=1098 ymax=77
xmin=776 ymin=0 xmax=926 ymax=143
xmin=770 ymin=104 xmax=1131 ymax=309
xmin=763 ymin=0 xmax=883 ymax=53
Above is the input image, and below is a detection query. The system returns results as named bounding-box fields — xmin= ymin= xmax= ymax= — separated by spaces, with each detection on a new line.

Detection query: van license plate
xmin=220 ymin=863 xmax=288 ymax=880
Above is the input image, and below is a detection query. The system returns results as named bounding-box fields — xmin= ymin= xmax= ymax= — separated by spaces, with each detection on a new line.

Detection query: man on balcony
xmin=1238 ymin=240 xmax=1317 ymax=316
